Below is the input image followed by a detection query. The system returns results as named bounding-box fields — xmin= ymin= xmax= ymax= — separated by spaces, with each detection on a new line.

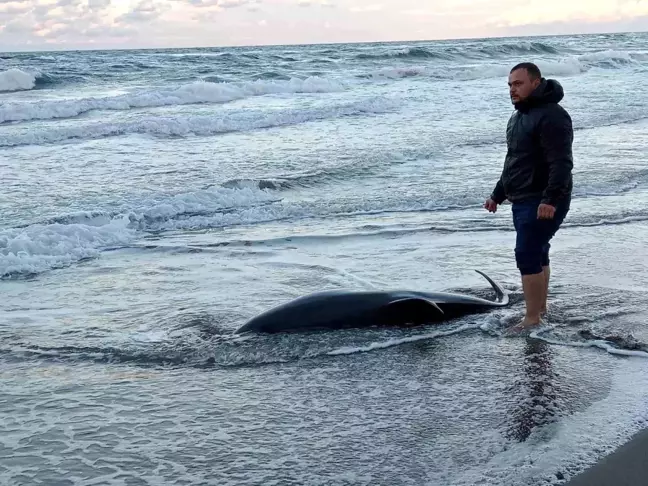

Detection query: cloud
xmin=296 ymin=0 xmax=334 ymax=7
xmin=349 ymin=4 xmax=382 ymax=13
xmin=188 ymin=0 xmax=258 ymax=8
xmin=88 ymin=0 xmax=110 ymax=10
xmin=116 ymin=0 xmax=170 ymax=23
xmin=2 ymin=17 xmax=32 ymax=33
xmin=0 ymin=0 xmax=146 ymax=47
xmin=401 ymin=9 xmax=438 ymax=16
xmin=220 ymin=0 xmax=255 ymax=7
xmin=1 ymin=0 xmax=647 ymax=51
xmin=496 ymin=15 xmax=648 ymax=36
xmin=0 ymin=1 xmax=32 ymax=14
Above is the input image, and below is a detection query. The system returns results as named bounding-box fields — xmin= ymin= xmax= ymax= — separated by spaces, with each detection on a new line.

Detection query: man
xmin=484 ymin=62 xmax=573 ymax=333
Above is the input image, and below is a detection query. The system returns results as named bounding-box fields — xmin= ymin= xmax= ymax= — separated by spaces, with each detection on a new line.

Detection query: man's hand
xmin=484 ymin=198 xmax=498 ymax=213
xmin=537 ymin=203 xmax=556 ymax=219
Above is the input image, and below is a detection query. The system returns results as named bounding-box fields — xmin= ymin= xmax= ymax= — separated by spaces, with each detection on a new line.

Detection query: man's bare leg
xmin=507 ymin=272 xmax=545 ymax=334
xmin=540 ymin=265 xmax=550 ymax=316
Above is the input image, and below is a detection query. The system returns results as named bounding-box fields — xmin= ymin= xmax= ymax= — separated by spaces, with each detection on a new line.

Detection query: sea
xmin=2 ymin=32 xmax=648 ymax=485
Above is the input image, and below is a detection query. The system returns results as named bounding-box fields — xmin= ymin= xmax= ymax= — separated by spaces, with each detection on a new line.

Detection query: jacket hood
xmin=515 ymin=78 xmax=564 ymax=111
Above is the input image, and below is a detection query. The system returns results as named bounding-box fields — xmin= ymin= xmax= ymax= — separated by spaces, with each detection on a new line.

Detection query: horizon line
xmin=1 ymin=27 xmax=647 ymax=54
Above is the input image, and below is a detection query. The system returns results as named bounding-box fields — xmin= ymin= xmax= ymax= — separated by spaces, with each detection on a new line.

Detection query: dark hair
xmin=510 ymin=62 xmax=542 ymax=80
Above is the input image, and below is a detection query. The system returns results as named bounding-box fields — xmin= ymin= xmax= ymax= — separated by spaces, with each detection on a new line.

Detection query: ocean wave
xmin=354 ymin=42 xmax=561 ymax=62
xmin=356 ymin=47 xmax=451 ymax=61
xmin=0 ymin=320 xmax=485 ymax=369
xmin=0 ymin=97 xmax=395 ymax=147
xmin=0 ymin=69 xmax=37 ymax=92
xmin=220 ymin=178 xmax=293 ymax=191
xmin=0 ymin=185 xmax=281 ymax=278
xmin=578 ymin=49 xmax=638 ymax=67
xmin=364 ymin=49 xmax=645 ymax=81
xmin=0 ymin=76 xmax=347 ymax=124
xmin=0 ymin=185 xmax=481 ymax=279
xmin=364 ymin=58 xmax=587 ymax=81
xmin=0 ymin=215 xmax=136 ymax=279
xmin=3 ymin=200 xmax=647 ymax=280
xmin=476 ymin=41 xmax=561 ymax=57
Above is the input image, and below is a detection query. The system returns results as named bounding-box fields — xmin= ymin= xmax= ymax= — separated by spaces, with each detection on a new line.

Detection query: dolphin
xmin=235 ymin=270 xmax=509 ymax=334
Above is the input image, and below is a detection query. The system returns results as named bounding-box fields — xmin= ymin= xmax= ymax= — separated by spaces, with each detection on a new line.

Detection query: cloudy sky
xmin=1 ymin=0 xmax=647 ymax=50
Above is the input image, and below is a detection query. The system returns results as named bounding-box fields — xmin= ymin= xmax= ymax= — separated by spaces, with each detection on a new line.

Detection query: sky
xmin=0 ymin=0 xmax=647 ymax=50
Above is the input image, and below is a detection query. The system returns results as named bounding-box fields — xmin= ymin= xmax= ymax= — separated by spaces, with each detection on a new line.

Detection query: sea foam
xmin=0 ymin=69 xmax=36 ymax=92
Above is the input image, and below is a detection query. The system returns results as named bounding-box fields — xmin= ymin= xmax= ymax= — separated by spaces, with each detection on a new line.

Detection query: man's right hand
xmin=484 ymin=198 xmax=498 ymax=213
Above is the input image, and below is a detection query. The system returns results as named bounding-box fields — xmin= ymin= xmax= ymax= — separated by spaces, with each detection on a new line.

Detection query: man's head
xmin=508 ymin=62 xmax=542 ymax=105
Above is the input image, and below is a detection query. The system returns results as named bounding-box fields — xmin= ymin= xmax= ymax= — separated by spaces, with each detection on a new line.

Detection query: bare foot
xmin=504 ymin=317 xmax=542 ymax=337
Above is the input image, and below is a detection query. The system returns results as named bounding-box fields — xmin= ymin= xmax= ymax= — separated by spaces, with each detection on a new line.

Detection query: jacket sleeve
xmin=490 ymin=175 xmax=506 ymax=204
xmin=539 ymin=107 xmax=574 ymax=206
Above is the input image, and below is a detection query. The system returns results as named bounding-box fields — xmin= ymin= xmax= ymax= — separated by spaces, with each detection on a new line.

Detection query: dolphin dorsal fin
xmin=474 ymin=270 xmax=508 ymax=304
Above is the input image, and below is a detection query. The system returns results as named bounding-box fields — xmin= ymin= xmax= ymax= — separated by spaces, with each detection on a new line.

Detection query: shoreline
xmin=564 ymin=427 xmax=648 ymax=485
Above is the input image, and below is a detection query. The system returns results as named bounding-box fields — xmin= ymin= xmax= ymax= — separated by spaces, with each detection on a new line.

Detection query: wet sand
xmin=565 ymin=428 xmax=648 ymax=485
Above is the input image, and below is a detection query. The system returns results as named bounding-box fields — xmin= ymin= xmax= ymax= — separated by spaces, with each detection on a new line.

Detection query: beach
xmin=564 ymin=427 xmax=648 ymax=485
xmin=2 ymin=32 xmax=648 ymax=485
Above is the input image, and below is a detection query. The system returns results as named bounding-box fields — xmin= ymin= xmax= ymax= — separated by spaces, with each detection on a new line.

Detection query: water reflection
xmin=507 ymin=337 xmax=558 ymax=442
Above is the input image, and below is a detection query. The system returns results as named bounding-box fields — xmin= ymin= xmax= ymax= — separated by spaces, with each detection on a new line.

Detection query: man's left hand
xmin=537 ymin=203 xmax=556 ymax=219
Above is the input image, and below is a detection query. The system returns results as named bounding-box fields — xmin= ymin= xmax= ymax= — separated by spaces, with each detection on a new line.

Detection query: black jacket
xmin=490 ymin=78 xmax=573 ymax=206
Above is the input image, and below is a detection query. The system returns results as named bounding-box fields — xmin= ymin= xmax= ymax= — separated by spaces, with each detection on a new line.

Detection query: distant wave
xmin=0 ymin=97 xmax=395 ymax=147
xmin=478 ymin=41 xmax=561 ymax=56
xmin=362 ymin=47 xmax=648 ymax=84
xmin=0 ymin=76 xmax=347 ymax=124
xmin=363 ymin=58 xmax=584 ymax=81
xmin=354 ymin=42 xmax=562 ymax=62
xmin=356 ymin=47 xmax=451 ymax=61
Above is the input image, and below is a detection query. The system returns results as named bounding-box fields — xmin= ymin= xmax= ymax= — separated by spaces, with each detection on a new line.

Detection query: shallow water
xmin=2 ymin=32 xmax=648 ymax=485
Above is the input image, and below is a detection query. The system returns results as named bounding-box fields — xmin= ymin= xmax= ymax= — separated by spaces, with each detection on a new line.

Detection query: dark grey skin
xmin=235 ymin=270 xmax=509 ymax=334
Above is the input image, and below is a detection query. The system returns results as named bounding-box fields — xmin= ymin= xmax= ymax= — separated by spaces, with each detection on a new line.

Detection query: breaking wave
xmin=0 ymin=69 xmax=37 ymax=92
xmin=0 ymin=97 xmax=395 ymax=147
xmin=5 ymin=172 xmax=648 ymax=279
xmin=354 ymin=42 xmax=561 ymax=61
xmin=0 ymin=76 xmax=347 ymax=124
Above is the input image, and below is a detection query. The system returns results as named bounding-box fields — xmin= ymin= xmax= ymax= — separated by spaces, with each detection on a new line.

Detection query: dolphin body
xmin=235 ymin=270 xmax=509 ymax=334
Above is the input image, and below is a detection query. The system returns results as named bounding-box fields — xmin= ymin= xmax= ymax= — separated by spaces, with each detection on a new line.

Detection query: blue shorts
xmin=512 ymin=197 xmax=570 ymax=275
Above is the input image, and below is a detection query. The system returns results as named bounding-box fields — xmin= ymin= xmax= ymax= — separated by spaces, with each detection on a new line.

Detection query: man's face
xmin=508 ymin=68 xmax=540 ymax=104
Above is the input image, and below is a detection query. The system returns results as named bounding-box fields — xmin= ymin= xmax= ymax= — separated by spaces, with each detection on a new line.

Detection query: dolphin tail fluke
xmin=474 ymin=270 xmax=508 ymax=305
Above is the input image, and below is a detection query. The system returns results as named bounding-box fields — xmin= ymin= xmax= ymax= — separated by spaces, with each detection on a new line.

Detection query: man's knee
xmin=515 ymin=248 xmax=544 ymax=275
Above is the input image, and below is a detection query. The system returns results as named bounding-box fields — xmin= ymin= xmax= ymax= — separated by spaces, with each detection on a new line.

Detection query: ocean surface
xmin=2 ymin=32 xmax=648 ymax=485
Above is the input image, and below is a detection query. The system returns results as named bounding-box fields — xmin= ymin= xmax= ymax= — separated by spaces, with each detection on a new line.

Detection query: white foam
xmin=529 ymin=330 xmax=648 ymax=358
xmin=368 ymin=66 xmax=429 ymax=79
xmin=536 ymin=58 xmax=587 ymax=76
xmin=130 ymin=330 xmax=170 ymax=343
xmin=0 ymin=76 xmax=346 ymax=123
xmin=0 ymin=98 xmax=395 ymax=147
xmin=326 ymin=323 xmax=481 ymax=356
xmin=0 ymin=215 xmax=135 ymax=277
xmin=450 ymin=59 xmax=584 ymax=82
xmin=127 ymin=185 xmax=281 ymax=225
xmin=0 ymin=185 xmax=280 ymax=278
xmin=0 ymin=69 xmax=36 ymax=92
xmin=365 ymin=59 xmax=584 ymax=82
xmin=451 ymin=358 xmax=648 ymax=485
xmin=578 ymin=49 xmax=635 ymax=64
